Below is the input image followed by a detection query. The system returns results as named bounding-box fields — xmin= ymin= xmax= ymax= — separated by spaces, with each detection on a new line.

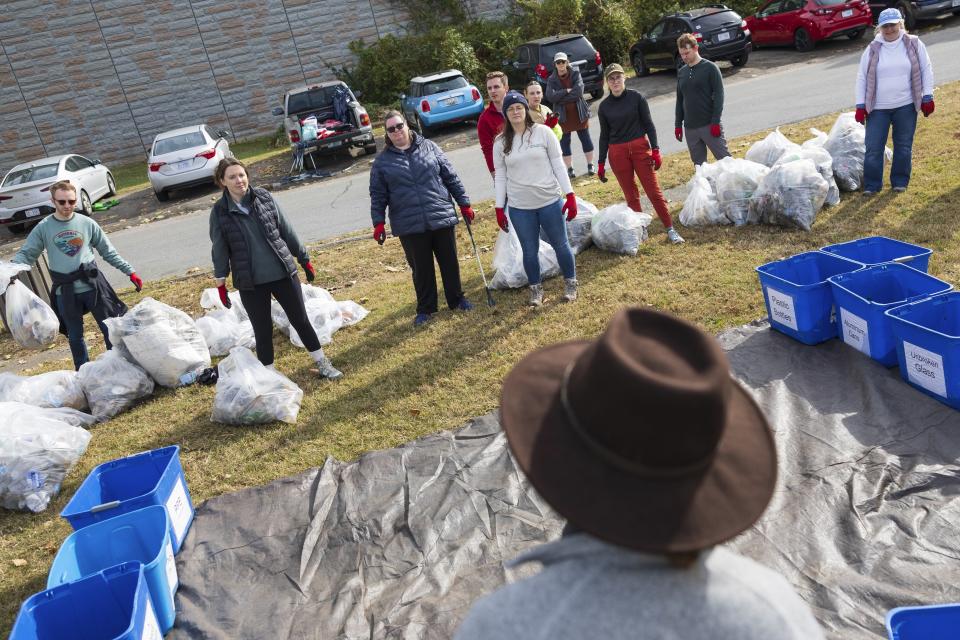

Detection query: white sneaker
xmin=529 ymin=284 xmax=544 ymax=307
xmin=315 ymin=356 xmax=344 ymax=380
xmin=563 ymin=278 xmax=578 ymax=302
xmin=667 ymin=228 xmax=685 ymax=244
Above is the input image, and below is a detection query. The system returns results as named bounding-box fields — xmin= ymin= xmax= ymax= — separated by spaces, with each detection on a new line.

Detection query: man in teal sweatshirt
xmin=13 ymin=180 xmax=142 ymax=369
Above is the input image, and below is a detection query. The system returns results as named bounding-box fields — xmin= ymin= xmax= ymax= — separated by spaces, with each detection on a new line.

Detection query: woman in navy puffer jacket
xmin=370 ymin=110 xmax=476 ymax=326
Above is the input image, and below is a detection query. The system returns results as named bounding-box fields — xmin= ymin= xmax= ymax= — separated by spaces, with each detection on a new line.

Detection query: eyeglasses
xmin=386 ymin=122 xmax=406 ymax=133
xmin=607 ymin=75 xmax=624 ymax=82
xmin=56 ymin=199 xmax=77 ymax=205
xmin=555 ymin=60 xmax=568 ymax=65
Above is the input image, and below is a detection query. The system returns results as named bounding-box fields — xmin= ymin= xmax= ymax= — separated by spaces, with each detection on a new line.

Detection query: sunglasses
xmin=555 ymin=60 xmax=568 ymax=65
xmin=56 ymin=199 xmax=77 ymax=205
xmin=386 ymin=122 xmax=406 ymax=133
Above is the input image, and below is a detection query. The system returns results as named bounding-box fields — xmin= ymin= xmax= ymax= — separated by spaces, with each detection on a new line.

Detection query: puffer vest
xmin=215 ymin=187 xmax=296 ymax=290
xmin=865 ymin=34 xmax=922 ymax=112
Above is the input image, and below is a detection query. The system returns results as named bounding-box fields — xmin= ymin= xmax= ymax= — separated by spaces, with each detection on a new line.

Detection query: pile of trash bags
xmin=750 ymin=159 xmax=829 ymax=231
xmin=105 ymin=298 xmax=211 ymax=387
xmin=491 ymin=215 xmax=561 ymax=289
xmin=745 ymin=128 xmax=800 ymax=167
xmin=197 ymin=288 xmax=256 ymax=357
xmin=566 ymin=197 xmax=597 ymax=255
xmin=212 ymin=347 xmax=303 ymax=425
xmin=679 ymin=164 xmax=722 ymax=226
xmin=715 ymin=158 xmax=770 ymax=226
xmin=591 ymin=203 xmax=652 ymax=256
xmin=77 ymin=350 xmax=155 ymax=421
xmin=270 ymin=285 xmax=369 ymax=348
xmin=3 ymin=280 xmax=59 ymax=349
xmin=0 ymin=401 xmax=95 ymax=512
xmin=0 ymin=370 xmax=87 ymax=411
xmin=824 ymin=112 xmax=867 ymax=192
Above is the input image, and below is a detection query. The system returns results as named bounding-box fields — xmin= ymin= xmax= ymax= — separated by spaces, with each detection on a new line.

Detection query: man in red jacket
xmin=478 ymin=71 xmax=507 ymax=177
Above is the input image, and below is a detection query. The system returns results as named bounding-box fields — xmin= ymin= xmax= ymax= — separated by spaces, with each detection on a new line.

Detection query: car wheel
xmin=897 ymin=1 xmax=916 ymax=29
xmin=415 ymin=114 xmax=430 ymax=138
xmin=364 ymin=143 xmax=378 ymax=156
xmin=847 ymin=28 xmax=865 ymax=40
xmin=155 ymin=189 xmax=169 ymax=202
xmin=632 ymin=52 xmax=650 ymax=77
xmin=731 ymin=50 xmax=749 ymax=67
xmin=8 ymin=223 xmax=26 ymax=234
xmin=105 ymin=172 xmax=117 ymax=196
xmin=79 ymin=190 xmax=92 ymax=216
xmin=794 ymin=27 xmax=814 ymax=52
xmin=590 ymin=89 xmax=604 ymax=100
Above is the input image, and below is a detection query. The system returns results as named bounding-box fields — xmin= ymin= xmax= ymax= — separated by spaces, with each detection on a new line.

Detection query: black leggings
xmin=239 ymin=275 xmax=320 ymax=365
xmin=398 ymin=226 xmax=464 ymax=314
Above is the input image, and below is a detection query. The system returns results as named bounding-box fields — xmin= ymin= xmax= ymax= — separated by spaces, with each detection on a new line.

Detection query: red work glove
xmin=373 ymin=222 xmax=386 ymax=245
xmin=651 ymin=149 xmax=662 ymax=171
xmin=495 ymin=207 xmax=509 ymax=232
xmin=129 ymin=272 xmax=143 ymax=292
xmin=217 ymin=284 xmax=232 ymax=309
xmin=710 ymin=124 xmax=722 ymax=138
xmin=675 ymin=127 xmax=683 ymax=142
xmin=597 ymin=162 xmax=607 ymax=183
xmin=460 ymin=205 xmax=475 ymax=223
xmin=562 ymin=193 xmax=577 ymax=222
xmin=854 ymin=107 xmax=867 ymax=125
xmin=302 ymin=260 xmax=315 ymax=282
xmin=921 ymin=100 xmax=935 ymax=117
xmin=544 ymin=113 xmax=559 ymax=129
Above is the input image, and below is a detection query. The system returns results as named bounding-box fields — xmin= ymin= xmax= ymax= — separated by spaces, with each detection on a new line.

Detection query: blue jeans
xmin=509 ymin=200 xmax=576 ymax=285
xmin=864 ymin=103 xmax=917 ymax=192
xmin=56 ymin=288 xmax=112 ymax=370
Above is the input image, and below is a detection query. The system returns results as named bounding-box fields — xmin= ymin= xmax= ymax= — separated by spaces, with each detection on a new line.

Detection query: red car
xmin=746 ymin=0 xmax=873 ymax=52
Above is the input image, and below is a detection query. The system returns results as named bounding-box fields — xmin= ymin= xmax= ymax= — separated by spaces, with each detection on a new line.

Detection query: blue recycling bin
xmin=821 ymin=236 xmax=932 ymax=272
xmin=887 ymin=603 xmax=960 ymax=639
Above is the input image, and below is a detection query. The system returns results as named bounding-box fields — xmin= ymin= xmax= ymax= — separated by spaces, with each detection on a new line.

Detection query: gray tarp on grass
xmin=171 ymin=321 xmax=960 ymax=640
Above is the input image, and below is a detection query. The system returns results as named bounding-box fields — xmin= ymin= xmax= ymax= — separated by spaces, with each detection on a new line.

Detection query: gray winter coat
xmin=369 ymin=132 xmax=469 ymax=237
xmin=545 ymin=67 xmax=591 ymax=125
xmin=455 ymin=533 xmax=825 ymax=640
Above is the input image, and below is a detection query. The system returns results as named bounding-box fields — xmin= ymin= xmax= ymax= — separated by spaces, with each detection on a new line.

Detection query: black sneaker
xmin=567 ymin=166 xmax=575 ymax=179
xmin=587 ymin=163 xmax=595 ymax=176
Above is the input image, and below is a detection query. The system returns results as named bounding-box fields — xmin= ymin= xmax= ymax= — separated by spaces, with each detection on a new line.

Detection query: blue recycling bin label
xmin=766 ymin=287 xmax=798 ymax=331
xmin=165 ymin=477 xmax=191 ymax=546
xmin=840 ymin=308 xmax=870 ymax=356
xmin=143 ymin=596 xmax=163 ymax=640
xmin=164 ymin=540 xmax=178 ymax=600
xmin=903 ymin=340 xmax=947 ymax=397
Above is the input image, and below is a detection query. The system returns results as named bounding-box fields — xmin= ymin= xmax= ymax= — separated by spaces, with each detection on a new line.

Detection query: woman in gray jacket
xmin=546 ymin=51 xmax=595 ymax=178
xmin=369 ymin=110 xmax=476 ymax=327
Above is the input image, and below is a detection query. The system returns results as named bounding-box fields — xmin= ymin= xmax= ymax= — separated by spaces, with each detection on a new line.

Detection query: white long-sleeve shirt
xmin=493 ymin=123 xmax=572 ymax=210
xmin=855 ymin=33 xmax=934 ymax=110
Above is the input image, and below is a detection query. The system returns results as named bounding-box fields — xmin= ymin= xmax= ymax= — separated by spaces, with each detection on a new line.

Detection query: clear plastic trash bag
xmin=105 ymin=298 xmax=211 ymax=388
xmin=196 ymin=310 xmax=256 ymax=357
xmin=775 ymin=145 xmax=840 ymax=206
xmin=3 ymin=281 xmax=59 ymax=349
xmin=211 ymin=347 xmax=303 ymax=425
xmin=0 ymin=370 xmax=87 ymax=411
xmin=200 ymin=287 xmax=249 ymax=323
xmin=679 ymin=165 xmax=723 ymax=227
xmin=270 ymin=285 xmax=368 ymax=347
xmin=491 ymin=215 xmax=561 ymax=289
xmin=0 ymin=261 xmax=30 ymax=295
xmin=567 ymin=197 xmax=597 ymax=255
xmin=591 ymin=203 xmax=652 ymax=256
xmin=0 ymin=401 xmax=94 ymax=512
xmin=77 ymin=349 xmax=155 ymax=421
xmin=824 ymin=112 xmax=867 ymax=192
xmin=713 ymin=157 xmax=769 ymax=226
xmin=750 ymin=159 xmax=829 ymax=231
xmin=745 ymin=128 xmax=801 ymax=167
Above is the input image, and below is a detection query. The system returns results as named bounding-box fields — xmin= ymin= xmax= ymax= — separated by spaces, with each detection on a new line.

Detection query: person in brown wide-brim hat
xmin=455 ymin=307 xmax=825 ymax=640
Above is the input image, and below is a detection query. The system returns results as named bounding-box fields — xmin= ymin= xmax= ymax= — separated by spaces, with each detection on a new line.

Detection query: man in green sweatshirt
xmin=13 ymin=180 xmax=141 ymax=369
xmin=674 ymin=33 xmax=731 ymax=166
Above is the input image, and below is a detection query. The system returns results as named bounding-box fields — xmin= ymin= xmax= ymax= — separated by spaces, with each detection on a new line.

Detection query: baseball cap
xmin=553 ymin=51 xmax=569 ymax=63
xmin=878 ymin=8 xmax=902 ymax=25
xmin=604 ymin=63 xmax=625 ymax=79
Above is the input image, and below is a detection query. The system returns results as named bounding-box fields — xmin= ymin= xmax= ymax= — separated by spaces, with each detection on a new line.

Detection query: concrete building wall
xmin=0 ymin=0 xmax=512 ymax=172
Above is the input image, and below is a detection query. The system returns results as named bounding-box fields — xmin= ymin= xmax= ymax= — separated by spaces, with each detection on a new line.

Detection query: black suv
xmin=629 ymin=6 xmax=752 ymax=76
xmin=869 ymin=0 xmax=960 ymax=29
xmin=503 ymin=34 xmax=605 ymax=100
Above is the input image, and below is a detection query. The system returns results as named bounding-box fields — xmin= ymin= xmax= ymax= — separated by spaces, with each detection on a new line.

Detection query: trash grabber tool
xmin=453 ymin=199 xmax=495 ymax=307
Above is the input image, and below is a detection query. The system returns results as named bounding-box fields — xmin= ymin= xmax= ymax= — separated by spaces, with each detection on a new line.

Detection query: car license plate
xmin=442 ymin=97 xmax=458 ymax=106
xmin=176 ymin=160 xmax=192 ymax=171
xmin=842 ymin=8 xmax=853 ymax=16
xmin=25 ymin=208 xmax=41 ymax=217
xmin=717 ymin=31 xmax=731 ymax=42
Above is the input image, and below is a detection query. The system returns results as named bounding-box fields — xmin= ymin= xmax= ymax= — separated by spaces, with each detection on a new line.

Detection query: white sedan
xmin=0 ymin=154 xmax=115 ymax=234
xmin=148 ymin=124 xmax=232 ymax=201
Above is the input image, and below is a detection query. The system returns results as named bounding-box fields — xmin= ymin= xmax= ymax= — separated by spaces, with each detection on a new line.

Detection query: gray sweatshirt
xmin=455 ymin=533 xmax=825 ymax=640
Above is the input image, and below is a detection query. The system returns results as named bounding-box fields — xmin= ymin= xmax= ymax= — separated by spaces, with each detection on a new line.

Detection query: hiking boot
xmin=528 ymin=284 xmax=544 ymax=307
xmin=666 ymin=228 xmax=685 ymax=244
xmin=413 ymin=312 xmax=432 ymax=327
xmin=862 ymin=190 xmax=878 ymax=197
xmin=563 ymin=278 xmax=578 ymax=302
xmin=567 ymin=166 xmax=575 ymax=179
xmin=892 ymin=186 xmax=907 ymax=193
xmin=456 ymin=297 xmax=474 ymax=311
xmin=315 ymin=356 xmax=344 ymax=380
xmin=587 ymin=163 xmax=595 ymax=176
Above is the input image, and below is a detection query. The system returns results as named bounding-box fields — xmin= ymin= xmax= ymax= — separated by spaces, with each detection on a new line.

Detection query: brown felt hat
xmin=499 ymin=307 xmax=777 ymax=553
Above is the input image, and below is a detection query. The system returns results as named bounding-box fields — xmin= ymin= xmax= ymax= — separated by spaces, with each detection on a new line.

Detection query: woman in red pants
xmin=596 ymin=64 xmax=684 ymax=245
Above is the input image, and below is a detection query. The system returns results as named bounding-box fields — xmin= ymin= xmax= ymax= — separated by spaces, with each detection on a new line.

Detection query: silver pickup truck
xmin=272 ymin=81 xmax=376 ymax=159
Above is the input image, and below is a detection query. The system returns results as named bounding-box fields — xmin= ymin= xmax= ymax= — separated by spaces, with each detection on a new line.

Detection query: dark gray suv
xmin=503 ymin=34 xmax=605 ymax=101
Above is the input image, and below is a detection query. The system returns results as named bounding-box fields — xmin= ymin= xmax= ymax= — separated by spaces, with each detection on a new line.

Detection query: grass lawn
xmin=2 ymin=81 xmax=959 ymax=633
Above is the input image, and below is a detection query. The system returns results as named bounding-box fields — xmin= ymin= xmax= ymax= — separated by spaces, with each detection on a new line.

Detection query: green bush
xmin=516 ymin=0 xmax=584 ymax=38
xmin=583 ymin=0 xmax=636 ymax=65
xmin=459 ymin=18 xmax=524 ymax=78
